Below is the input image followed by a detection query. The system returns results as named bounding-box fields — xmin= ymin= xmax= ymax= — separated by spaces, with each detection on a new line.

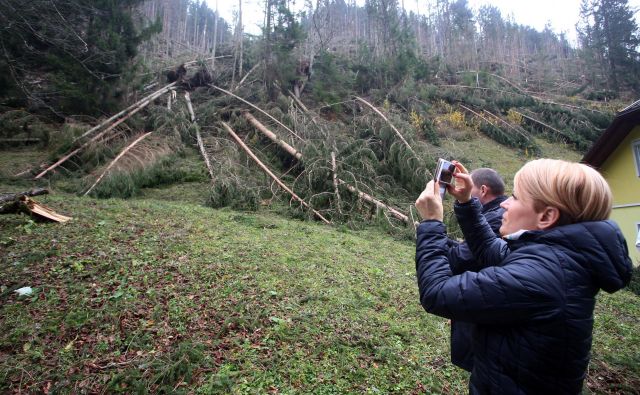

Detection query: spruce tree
xmin=578 ymin=0 xmax=640 ymax=93
xmin=0 ymin=0 xmax=160 ymax=116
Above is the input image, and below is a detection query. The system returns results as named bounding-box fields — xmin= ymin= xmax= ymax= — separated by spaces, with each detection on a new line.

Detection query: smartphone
xmin=434 ymin=158 xmax=455 ymax=198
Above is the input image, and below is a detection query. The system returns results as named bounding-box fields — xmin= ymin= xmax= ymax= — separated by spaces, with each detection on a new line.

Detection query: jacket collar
xmin=481 ymin=195 xmax=507 ymax=213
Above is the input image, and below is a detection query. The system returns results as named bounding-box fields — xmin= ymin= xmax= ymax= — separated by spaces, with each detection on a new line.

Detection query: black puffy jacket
xmin=447 ymin=195 xmax=507 ymax=274
xmin=416 ymin=198 xmax=632 ymax=394
xmin=447 ymin=195 xmax=506 ymax=372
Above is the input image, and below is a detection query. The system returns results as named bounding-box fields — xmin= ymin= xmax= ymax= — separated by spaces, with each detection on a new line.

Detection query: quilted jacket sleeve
xmin=416 ymin=220 xmax=563 ymax=325
xmin=455 ymin=198 xmax=510 ymax=267
xmin=448 ymin=241 xmax=480 ymax=275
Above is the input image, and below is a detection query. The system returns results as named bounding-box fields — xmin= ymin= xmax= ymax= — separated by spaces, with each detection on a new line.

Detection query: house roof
xmin=582 ymin=100 xmax=640 ymax=168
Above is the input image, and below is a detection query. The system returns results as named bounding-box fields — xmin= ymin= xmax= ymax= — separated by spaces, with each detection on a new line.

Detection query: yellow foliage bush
xmin=437 ymin=110 xmax=466 ymax=129
xmin=410 ymin=110 xmax=425 ymax=129
xmin=507 ymin=109 xmax=523 ymax=125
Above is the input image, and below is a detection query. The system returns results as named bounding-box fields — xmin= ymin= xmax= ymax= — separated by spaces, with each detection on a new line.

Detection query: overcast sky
xmin=208 ymin=0 xmax=640 ymax=44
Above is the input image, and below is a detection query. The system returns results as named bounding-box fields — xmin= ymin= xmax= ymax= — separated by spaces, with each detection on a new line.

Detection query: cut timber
xmin=210 ymin=84 xmax=302 ymax=141
xmin=243 ymin=112 xmax=302 ymax=160
xmin=354 ymin=96 xmax=416 ymax=157
xmin=83 ymin=132 xmax=152 ymax=196
xmin=221 ymin=122 xmax=331 ymax=225
xmin=184 ymin=92 xmax=215 ymax=181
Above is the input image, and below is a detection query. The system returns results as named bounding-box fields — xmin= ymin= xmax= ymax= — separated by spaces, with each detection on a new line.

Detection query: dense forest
xmin=1 ymin=0 xmax=639 ymax=228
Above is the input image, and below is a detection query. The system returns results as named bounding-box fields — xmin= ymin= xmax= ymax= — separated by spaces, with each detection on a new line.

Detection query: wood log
xmin=35 ymin=90 xmax=166 ymax=180
xmin=83 ymin=132 xmax=152 ymax=196
xmin=183 ymin=92 xmax=215 ymax=181
xmin=73 ymin=82 xmax=177 ymax=143
xmin=338 ymin=180 xmax=411 ymax=224
xmin=0 ymin=188 xmax=49 ymax=205
xmin=243 ymin=112 xmax=302 ymax=160
xmin=221 ymin=122 xmax=331 ymax=225
xmin=210 ymin=84 xmax=303 ymax=141
xmin=243 ymin=114 xmax=411 ymax=225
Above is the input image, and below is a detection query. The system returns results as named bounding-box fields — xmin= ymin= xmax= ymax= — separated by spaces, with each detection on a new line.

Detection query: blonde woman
xmin=415 ymin=159 xmax=632 ymax=394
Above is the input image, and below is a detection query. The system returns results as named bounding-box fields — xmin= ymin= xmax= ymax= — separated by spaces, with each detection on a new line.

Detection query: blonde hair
xmin=514 ymin=159 xmax=612 ymax=225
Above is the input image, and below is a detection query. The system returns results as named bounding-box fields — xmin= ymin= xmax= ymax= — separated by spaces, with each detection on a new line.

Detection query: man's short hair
xmin=471 ymin=168 xmax=505 ymax=196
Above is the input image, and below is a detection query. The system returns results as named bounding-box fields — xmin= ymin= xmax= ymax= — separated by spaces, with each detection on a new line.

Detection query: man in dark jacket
xmin=447 ymin=168 xmax=507 ymax=372
xmin=415 ymin=159 xmax=633 ymax=394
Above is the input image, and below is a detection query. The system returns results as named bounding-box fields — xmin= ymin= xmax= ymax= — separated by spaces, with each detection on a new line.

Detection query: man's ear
xmin=537 ymin=206 xmax=560 ymax=230
xmin=480 ymin=185 xmax=488 ymax=197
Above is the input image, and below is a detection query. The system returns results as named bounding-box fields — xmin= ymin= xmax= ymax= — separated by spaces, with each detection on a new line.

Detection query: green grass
xmin=0 ymin=195 xmax=467 ymax=393
xmin=0 ymin=136 xmax=637 ymax=394
xmin=0 ymin=192 xmax=638 ymax=393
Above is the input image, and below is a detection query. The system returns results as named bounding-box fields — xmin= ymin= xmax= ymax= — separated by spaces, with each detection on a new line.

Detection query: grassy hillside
xmin=1 ymin=164 xmax=639 ymax=393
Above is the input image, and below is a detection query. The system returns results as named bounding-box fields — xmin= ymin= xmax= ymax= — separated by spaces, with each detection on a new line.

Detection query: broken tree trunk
xmin=221 ymin=122 xmax=331 ymax=225
xmin=287 ymin=90 xmax=320 ymax=127
xmin=184 ymin=92 xmax=216 ymax=181
xmin=243 ymin=112 xmax=302 ymax=160
xmin=338 ymin=180 xmax=410 ymax=224
xmin=83 ymin=132 xmax=152 ymax=196
xmin=74 ymin=82 xmax=177 ymax=143
xmin=234 ymin=61 xmax=261 ymax=92
xmin=354 ymin=96 xmax=417 ymax=157
xmin=514 ymin=110 xmax=567 ymax=138
xmin=1 ymin=194 xmax=71 ymax=222
xmin=35 ymin=89 xmax=167 ymax=180
xmin=331 ymin=151 xmax=342 ymax=214
xmin=243 ymin=113 xmax=412 ymax=225
xmin=184 ymin=92 xmax=196 ymax=122
xmin=0 ymin=188 xmax=49 ymax=205
xmin=210 ymin=84 xmax=302 ymax=141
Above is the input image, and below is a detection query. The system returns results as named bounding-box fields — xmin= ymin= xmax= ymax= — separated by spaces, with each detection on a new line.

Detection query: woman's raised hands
xmin=446 ymin=161 xmax=474 ymax=204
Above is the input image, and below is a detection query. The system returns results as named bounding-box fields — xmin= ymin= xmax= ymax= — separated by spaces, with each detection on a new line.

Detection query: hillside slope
xmin=0 ymin=183 xmax=638 ymax=393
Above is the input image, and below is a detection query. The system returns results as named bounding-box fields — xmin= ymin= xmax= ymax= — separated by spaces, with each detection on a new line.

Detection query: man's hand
xmin=447 ymin=161 xmax=474 ymax=203
xmin=416 ymin=180 xmax=444 ymax=221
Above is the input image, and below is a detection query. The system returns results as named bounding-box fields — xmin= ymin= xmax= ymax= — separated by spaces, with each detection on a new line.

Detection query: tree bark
xmin=84 ymin=132 xmax=152 ymax=196
xmin=210 ymin=84 xmax=302 ymax=140
xmin=243 ymin=112 xmax=302 ymax=160
xmin=221 ymin=122 xmax=331 ymax=225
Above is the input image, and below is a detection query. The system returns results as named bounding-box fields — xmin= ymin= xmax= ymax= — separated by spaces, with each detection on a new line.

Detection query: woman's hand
xmin=416 ymin=180 xmax=444 ymax=221
xmin=447 ymin=161 xmax=474 ymax=203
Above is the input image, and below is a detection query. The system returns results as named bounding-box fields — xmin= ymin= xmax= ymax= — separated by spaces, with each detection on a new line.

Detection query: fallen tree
xmin=83 ymin=132 xmax=153 ymax=196
xmin=1 ymin=189 xmax=71 ymax=223
xmin=242 ymin=112 xmax=413 ymax=225
xmin=221 ymin=122 xmax=331 ymax=225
